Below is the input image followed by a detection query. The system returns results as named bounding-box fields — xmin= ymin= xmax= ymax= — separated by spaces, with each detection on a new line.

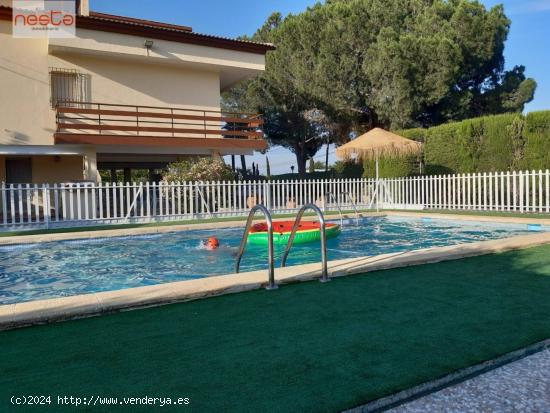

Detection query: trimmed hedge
xmin=400 ymin=111 xmax=550 ymax=175
xmin=332 ymin=111 xmax=549 ymax=178
xmin=332 ymin=160 xmax=364 ymax=178
xmin=423 ymin=122 xmax=463 ymax=174
xmin=394 ymin=128 xmax=426 ymax=143
xmin=523 ymin=111 xmax=550 ymax=170
xmin=363 ymin=154 xmax=419 ymax=178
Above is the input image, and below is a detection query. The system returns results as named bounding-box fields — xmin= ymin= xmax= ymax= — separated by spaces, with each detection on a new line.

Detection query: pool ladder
xmin=281 ymin=204 xmax=330 ymax=283
xmin=234 ymin=203 xmax=329 ymax=290
xmin=326 ymin=191 xmax=360 ymax=226
xmin=235 ymin=205 xmax=277 ymax=289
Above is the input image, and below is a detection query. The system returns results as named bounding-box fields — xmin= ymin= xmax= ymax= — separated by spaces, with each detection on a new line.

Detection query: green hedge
xmin=332 ymin=111 xmax=549 ymax=178
xmin=522 ymin=111 xmax=550 ymax=170
xmin=393 ymin=128 xmax=427 ymax=143
xmin=331 ymin=161 xmax=364 ymax=178
xmin=399 ymin=111 xmax=550 ymax=174
xmin=362 ymin=154 xmax=419 ymax=178
xmin=423 ymin=122 xmax=463 ymax=174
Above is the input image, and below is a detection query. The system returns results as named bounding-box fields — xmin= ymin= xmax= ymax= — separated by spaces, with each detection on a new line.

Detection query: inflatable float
xmin=248 ymin=220 xmax=341 ymax=246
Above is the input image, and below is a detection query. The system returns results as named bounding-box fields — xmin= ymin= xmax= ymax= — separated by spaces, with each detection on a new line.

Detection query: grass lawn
xmin=1 ymin=245 xmax=550 ymax=412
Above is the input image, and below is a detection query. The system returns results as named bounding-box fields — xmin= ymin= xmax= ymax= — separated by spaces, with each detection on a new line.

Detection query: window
xmin=49 ymin=68 xmax=90 ymax=107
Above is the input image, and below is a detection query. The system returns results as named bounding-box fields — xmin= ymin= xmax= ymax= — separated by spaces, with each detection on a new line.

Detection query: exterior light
xmin=144 ymin=39 xmax=154 ymax=55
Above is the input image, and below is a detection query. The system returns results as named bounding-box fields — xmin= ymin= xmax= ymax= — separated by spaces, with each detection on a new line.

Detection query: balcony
xmin=54 ymin=101 xmax=267 ymax=152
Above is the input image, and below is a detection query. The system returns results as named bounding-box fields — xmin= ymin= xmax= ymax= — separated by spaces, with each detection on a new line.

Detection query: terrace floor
xmin=1 ymin=245 xmax=550 ymax=412
xmin=389 ymin=349 xmax=550 ymax=412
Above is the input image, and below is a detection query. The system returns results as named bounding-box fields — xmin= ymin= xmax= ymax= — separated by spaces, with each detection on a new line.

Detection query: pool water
xmin=0 ymin=216 xmax=545 ymax=304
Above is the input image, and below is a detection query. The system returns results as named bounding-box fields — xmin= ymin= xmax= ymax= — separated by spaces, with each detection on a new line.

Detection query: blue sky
xmin=91 ymin=0 xmax=550 ymax=174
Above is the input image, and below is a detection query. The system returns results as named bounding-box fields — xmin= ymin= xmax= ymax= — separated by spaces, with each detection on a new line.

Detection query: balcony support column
xmin=210 ymin=150 xmax=222 ymax=161
xmin=82 ymin=147 xmax=100 ymax=183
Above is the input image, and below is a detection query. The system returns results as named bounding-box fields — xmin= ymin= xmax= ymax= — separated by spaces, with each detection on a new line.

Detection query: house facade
xmin=0 ymin=0 xmax=272 ymax=184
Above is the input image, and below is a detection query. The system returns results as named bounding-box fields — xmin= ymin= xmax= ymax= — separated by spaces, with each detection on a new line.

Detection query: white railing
xmin=0 ymin=179 xmax=374 ymax=230
xmin=377 ymin=170 xmax=550 ymax=213
xmin=1 ymin=170 xmax=549 ymax=230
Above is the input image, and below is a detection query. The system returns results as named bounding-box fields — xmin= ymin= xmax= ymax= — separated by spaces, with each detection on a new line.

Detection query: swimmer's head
xmin=205 ymin=237 xmax=219 ymax=250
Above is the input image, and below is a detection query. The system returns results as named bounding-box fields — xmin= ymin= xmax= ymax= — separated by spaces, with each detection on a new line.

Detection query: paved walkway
xmin=389 ymin=350 xmax=550 ymax=413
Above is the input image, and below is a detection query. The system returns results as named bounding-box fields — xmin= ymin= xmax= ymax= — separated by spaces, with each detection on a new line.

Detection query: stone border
xmin=1 ymin=229 xmax=549 ymax=330
xmin=343 ymin=338 xmax=550 ymax=413
xmin=384 ymin=210 xmax=550 ymax=226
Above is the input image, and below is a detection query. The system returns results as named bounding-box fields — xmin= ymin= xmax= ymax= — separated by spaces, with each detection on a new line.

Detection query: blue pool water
xmin=0 ymin=216 xmax=546 ymax=304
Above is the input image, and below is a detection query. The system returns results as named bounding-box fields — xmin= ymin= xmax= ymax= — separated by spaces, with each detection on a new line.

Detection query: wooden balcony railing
xmin=54 ymin=101 xmax=264 ymax=147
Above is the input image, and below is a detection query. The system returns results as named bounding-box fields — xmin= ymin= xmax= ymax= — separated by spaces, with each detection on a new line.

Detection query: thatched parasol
xmin=336 ymin=128 xmax=423 ymax=211
xmin=336 ymin=128 xmax=422 ymax=161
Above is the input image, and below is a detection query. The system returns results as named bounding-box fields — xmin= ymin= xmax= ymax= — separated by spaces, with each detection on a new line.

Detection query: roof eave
xmin=0 ymin=6 xmax=275 ymax=55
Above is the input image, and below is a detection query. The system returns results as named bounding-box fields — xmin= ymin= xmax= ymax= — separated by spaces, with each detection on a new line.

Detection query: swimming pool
xmin=0 ymin=216 xmax=546 ymax=304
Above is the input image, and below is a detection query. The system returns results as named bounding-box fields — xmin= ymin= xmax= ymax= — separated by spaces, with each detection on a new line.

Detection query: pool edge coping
xmin=1 ymin=229 xmax=550 ymax=331
xmin=383 ymin=210 xmax=550 ymax=225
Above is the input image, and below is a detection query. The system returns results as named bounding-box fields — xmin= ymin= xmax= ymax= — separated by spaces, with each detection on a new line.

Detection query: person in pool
xmin=204 ymin=236 xmax=220 ymax=250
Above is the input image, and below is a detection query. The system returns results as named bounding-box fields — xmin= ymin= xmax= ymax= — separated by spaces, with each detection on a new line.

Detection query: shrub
xmin=394 ymin=128 xmax=427 ymax=143
xmin=163 ymin=158 xmax=236 ymax=182
xmin=522 ymin=111 xmax=550 ymax=170
xmin=332 ymin=160 xmax=363 ymax=178
xmin=363 ymin=153 xmax=419 ymax=178
xmin=477 ymin=114 xmax=521 ymax=172
xmin=423 ymin=122 xmax=462 ymax=174
xmin=406 ymin=112 xmax=545 ymax=174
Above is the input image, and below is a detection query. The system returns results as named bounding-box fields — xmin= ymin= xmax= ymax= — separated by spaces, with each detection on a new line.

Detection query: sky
xmin=91 ymin=0 xmax=550 ymax=174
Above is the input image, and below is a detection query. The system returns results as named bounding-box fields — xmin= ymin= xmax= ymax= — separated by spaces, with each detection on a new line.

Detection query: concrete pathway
xmin=389 ymin=350 xmax=550 ymax=413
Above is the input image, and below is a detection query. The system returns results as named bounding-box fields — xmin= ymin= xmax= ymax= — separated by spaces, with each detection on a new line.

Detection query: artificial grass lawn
xmin=2 ymin=246 xmax=550 ymax=412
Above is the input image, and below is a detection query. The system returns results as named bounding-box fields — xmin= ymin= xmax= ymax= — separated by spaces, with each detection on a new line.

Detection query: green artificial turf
xmin=2 ymin=245 xmax=550 ymax=412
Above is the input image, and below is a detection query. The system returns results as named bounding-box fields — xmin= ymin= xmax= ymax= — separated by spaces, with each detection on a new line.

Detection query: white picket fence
xmin=0 ymin=179 xmax=375 ymax=230
xmin=377 ymin=169 xmax=550 ymax=213
xmin=1 ymin=169 xmax=549 ymax=230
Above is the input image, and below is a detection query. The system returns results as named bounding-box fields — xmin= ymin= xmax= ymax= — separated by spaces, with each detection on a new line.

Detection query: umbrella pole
xmin=376 ymin=156 xmax=379 ymax=212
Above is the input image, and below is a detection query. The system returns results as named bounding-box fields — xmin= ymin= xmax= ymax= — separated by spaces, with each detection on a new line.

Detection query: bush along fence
xmin=1 ymin=170 xmax=549 ymax=230
xmin=395 ymin=111 xmax=550 ymax=176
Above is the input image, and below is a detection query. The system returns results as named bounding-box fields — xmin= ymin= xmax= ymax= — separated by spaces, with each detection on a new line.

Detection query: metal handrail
xmin=55 ymin=100 xmax=264 ymax=140
xmin=326 ymin=191 xmax=360 ymax=226
xmin=234 ymin=205 xmax=277 ymax=290
xmin=281 ymin=204 xmax=329 ymax=283
xmin=326 ymin=192 xmax=344 ymax=227
xmin=56 ymin=100 xmax=262 ymax=118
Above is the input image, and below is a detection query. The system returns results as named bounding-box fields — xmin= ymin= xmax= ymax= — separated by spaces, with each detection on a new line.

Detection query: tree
xmin=265 ymin=156 xmax=271 ymax=179
xmin=222 ymin=13 xmax=334 ymax=176
xmin=298 ymin=0 xmax=535 ymax=129
xmin=224 ymin=0 xmax=536 ymax=140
